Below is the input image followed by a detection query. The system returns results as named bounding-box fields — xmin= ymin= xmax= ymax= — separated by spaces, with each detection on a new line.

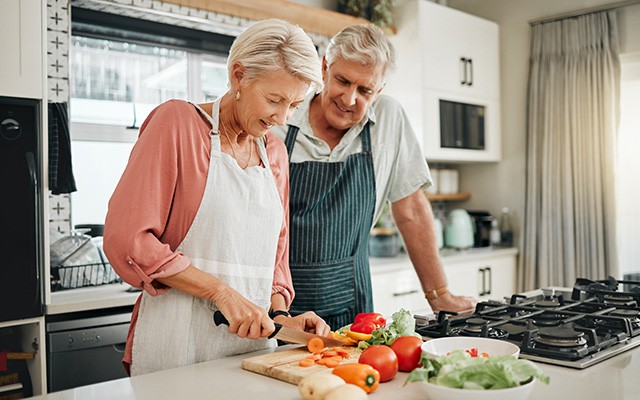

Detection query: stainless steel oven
xmin=46 ymin=306 xmax=132 ymax=392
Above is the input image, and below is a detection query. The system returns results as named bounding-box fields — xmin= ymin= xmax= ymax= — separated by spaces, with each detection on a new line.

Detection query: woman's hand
xmin=274 ymin=311 xmax=331 ymax=337
xmin=212 ymin=286 xmax=276 ymax=340
xmin=155 ymin=265 xmax=276 ymax=340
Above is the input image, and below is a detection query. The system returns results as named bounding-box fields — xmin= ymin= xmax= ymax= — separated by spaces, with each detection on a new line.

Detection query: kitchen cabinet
xmin=370 ymin=248 xmax=517 ymax=315
xmin=0 ymin=318 xmax=46 ymax=397
xmin=444 ymin=248 xmax=517 ymax=301
xmin=370 ymin=265 xmax=427 ymax=317
xmin=0 ymin=0 xmax=45 ymax=99
xmin=385 ymin=0 xmax=501 ymax=162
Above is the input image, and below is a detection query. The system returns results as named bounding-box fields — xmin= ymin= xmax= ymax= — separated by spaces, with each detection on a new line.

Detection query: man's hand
xmin=428 ymin=291 xmax=477 ymax=313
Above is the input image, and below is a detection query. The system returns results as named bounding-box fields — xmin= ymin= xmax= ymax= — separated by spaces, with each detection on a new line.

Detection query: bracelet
xmin=425 ymin=285 xmax=449 ymax=301
xmin=268 ymin=309 xmax=290 ymax=319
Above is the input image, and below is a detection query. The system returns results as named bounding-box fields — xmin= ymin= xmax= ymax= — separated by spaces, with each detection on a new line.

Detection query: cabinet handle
xmin=478 ymin=268 xmax=486 ymax=296
xmin=484 ymin=266 xmax=492 ymax=295
xmin=466 ymin=58 xmax=474 ymax=86
xmin=460 ymin=57 xmax=468 ymax=85
xmin=392 ymin=289 xmax=419 ymax=297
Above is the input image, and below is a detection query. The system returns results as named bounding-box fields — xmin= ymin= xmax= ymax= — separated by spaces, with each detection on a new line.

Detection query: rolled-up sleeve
xmin=104 ymin=100 xmax=204 ymax=296
xmin=266 ymin=132 xmax=294 ymax=308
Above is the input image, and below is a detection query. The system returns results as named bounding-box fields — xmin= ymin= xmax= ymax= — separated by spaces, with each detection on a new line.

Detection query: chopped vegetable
xmin=307 ymin=337 xmax=325 ymax=354
xmin=332 ymin=363 xmax=380 ymax=394
xmin=357 ymin=309 xmax=420 ymax=349
xmin=299 ymin=358 xmax=316 ymax=367
xmin=351 ymin=313 xmax=386 ymax=334
xmin=344 ymin=329 xmax=373 ymax=342
xmin=330 ymin=331 xmax=358 ymax=346
xmin=299 ymin=345 xmax=352 ymax=368
xmin=405 ymin=350 xmax=550 ymax=390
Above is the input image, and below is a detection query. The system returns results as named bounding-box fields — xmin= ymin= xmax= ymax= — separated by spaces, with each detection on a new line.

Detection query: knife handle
xmin=213 ymin=310 xmax=282 ymax=339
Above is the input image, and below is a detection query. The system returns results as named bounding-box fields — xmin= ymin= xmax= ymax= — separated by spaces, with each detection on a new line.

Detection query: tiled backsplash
xmin=48 ymin=0 xmax=72 ymax=234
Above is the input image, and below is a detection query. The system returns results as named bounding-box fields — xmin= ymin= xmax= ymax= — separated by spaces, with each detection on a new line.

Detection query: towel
xmin=48 ymin=102 xmax=77 ymax=194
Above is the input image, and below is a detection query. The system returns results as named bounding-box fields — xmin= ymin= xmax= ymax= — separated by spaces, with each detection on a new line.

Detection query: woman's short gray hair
xmin=325 ymin=24 xmax=397 ymax=79
xmin=228 ymin=19 xmax=323 ymax=91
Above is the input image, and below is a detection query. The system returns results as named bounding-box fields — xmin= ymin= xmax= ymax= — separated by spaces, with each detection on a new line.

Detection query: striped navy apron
xmin=285 ymin=123 xmax=376 ymax=329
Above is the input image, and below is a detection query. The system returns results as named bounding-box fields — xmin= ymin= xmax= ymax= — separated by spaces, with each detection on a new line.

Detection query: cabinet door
xmin=419 ymin=1 xmax=499 ymax=100
xmin=444 ymin=254 xmax=516 ymax=300
xmin=483 ymin=255 xmax=516 ymax=300
xmin=0 ymin=0 xmax=43 ymax=99
xmin=371 ymin=267 xmax=427 ymax=317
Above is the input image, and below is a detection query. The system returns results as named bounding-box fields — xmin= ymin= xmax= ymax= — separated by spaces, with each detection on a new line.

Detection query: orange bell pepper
xmin=331 ymin=363 xmax=380 ymax=394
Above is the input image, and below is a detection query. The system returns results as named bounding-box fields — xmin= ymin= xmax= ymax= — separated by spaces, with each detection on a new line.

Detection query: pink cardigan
xmin=103 ymin=99 xmax=293 ymax=368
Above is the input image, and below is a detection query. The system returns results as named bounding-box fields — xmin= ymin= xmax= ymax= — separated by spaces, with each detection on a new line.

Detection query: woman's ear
xmin=321 ymin=56 xmax=328 ymax=81
xmin=230 ymin=61 xmax=246 ymax=91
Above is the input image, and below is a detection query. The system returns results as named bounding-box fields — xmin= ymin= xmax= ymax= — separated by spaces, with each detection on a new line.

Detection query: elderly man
xmin=272 ymin=23 xmax=476 ymax=329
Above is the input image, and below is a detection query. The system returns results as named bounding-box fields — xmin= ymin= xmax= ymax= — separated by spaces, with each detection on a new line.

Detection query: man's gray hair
xmin=325 ymin=23 xmax=397 ymax=79
xmin=227 ymin=19 xmax=323 ymax=91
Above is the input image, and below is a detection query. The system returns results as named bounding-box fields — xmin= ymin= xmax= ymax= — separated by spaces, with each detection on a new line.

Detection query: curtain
xmin=521 ymin=11 xmax=620 ymax=290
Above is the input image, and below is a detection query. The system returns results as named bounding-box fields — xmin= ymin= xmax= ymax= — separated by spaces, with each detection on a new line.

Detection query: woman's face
xmin=233 ymin=68 xmax=309 ymax=138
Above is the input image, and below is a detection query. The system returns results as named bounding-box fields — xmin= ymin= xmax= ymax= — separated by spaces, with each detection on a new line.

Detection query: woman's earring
xmin=235 ymin=91 xmax=241 ymax=101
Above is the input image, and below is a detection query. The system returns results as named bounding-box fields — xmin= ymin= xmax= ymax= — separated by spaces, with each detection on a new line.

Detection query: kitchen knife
xmin=213 ymin=310 xmax=346 ymax=347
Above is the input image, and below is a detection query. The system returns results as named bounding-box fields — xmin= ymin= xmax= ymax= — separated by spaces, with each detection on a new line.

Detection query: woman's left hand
xmin=274 ymin=311 xmax=331 ymax=337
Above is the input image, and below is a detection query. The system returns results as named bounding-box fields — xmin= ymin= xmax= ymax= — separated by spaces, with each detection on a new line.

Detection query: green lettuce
xmin=405 ymin=350 xmax=550 ymax=389
xmin=358 ymin=309 xmax=421 ymax=349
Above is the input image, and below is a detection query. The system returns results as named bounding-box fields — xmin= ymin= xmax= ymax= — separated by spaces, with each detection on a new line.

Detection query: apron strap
xmin=284 ymin=125 xmax=299 ymax=158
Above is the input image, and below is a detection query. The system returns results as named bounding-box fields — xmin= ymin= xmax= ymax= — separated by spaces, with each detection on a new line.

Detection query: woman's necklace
xmin=219 ymin=117 xmax=253 ymax=169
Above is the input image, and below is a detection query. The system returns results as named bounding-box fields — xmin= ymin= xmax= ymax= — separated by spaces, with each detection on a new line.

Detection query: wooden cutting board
xmin=241 ymin=346 xmax=360 ymax=385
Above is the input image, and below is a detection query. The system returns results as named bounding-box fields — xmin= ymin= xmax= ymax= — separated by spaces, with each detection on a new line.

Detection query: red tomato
xmin=358 ymin=345 xmax=398 ymax=382
xmin=390 ymin=336 xmax=424 ymax=372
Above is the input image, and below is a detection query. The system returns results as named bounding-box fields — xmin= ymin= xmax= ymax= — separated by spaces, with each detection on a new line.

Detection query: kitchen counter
xmin=47 ymin=283 xmax=140 ymax=315
xmin=28 ymin=342 xmax=640 ymax=400
xmin=46 ymin=247 xmax=518 ymax=314
xmin=370 ymin=246 xmax=518 ymax=273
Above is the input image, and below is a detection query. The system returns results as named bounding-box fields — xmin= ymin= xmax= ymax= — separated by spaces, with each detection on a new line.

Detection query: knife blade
xmin=213 ymin=310 xmax=346 ymax=347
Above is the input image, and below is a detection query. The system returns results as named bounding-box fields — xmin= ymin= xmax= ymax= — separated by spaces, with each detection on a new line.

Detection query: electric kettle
xmin=444 ymin=209 xmax=474 ymax=249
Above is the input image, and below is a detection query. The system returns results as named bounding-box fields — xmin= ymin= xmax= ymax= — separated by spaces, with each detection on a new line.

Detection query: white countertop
xmin=47 ymin=283 xmax=140 ymax=314
xmin=46 ymin=247 xmax=518 ymax=315
xmin=28 ymin=342 xmax=640 ymax=400
xmin=370 ymin=246 xmax=518 ymax=273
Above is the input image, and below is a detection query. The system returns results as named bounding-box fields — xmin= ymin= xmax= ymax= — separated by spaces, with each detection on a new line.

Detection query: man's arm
xmin=390 ymin=190 xmax=477 ymax=312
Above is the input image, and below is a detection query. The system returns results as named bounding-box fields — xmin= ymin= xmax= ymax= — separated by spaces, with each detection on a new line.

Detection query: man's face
xmin=318 ymin=56 xmax=385 ymax=131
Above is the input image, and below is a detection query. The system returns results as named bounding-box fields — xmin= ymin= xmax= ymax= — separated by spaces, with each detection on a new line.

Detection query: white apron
xmin=130 ymin=99 xmax=283 ymax=376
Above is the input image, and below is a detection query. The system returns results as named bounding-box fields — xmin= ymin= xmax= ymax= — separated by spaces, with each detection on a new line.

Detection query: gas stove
xmin=415 ymin=277 xmax=640 ymax=368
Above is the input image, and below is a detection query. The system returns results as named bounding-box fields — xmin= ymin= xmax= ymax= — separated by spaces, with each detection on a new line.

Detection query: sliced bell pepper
xmin=344 ymin=329 xmax=373 ymax=342
xmin=351 ymin=313 xmax=386 ymax=334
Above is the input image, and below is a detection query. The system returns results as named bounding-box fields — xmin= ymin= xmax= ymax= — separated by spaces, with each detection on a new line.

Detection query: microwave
xmin=439 ymin=99 xmax=485 ymax=150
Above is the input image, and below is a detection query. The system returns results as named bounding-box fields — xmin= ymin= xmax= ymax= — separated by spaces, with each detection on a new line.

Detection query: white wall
xmin=442 ymin=0 xmax=640 ymax=259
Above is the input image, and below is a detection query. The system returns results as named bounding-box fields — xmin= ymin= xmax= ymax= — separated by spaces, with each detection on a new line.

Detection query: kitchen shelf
xmin=425 ymin=192 xmax=471 ymax=202
xmin=7 ymin=352 xmax=36 ymax=360
xmin=162 ymin=0 xmax=369 ymax=37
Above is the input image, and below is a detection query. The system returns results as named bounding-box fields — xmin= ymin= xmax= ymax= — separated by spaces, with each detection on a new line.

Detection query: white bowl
xmin=421 ymin=337 xmax=520 ymax=359
xmin=419 ymin=378 xmax=535 ymax=400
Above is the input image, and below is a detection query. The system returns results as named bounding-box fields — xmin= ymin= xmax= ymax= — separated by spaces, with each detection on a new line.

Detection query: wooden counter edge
xmin=163 ymin=0 xmax=370 ymax=37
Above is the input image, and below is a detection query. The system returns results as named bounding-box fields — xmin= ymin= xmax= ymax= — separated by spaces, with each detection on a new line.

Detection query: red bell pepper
xmin=351 ymin=313 xmax=387 ymax=334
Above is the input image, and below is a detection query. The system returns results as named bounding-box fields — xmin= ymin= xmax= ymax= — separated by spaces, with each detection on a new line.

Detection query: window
xmin=68 ymin=11 xmax=233 ymax=226
xmin=70 ymin=35 xmax=229 ymax=140
xmin=617 ymin=52 xmax=640 ymax=279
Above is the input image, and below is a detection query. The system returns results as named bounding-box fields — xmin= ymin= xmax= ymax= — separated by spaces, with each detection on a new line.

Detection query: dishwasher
xmin=46 ymin=306 xmax=132 ymax=392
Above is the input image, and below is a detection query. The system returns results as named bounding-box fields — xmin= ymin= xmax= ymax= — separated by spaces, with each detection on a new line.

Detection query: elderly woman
xmin=103 ymin=19 xmax=327 ymax=376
